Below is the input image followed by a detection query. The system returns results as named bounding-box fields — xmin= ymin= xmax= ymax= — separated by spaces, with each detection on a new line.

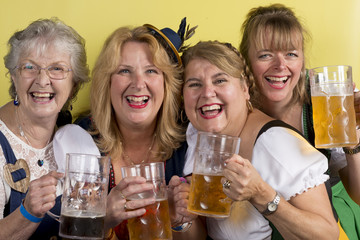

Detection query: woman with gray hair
xmin=0 ymin=18 xmax=89 ymax=239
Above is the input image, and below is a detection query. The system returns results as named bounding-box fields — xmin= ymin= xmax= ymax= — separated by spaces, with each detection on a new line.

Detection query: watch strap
xmin=343 ymin=143 xmax=360 ymax=155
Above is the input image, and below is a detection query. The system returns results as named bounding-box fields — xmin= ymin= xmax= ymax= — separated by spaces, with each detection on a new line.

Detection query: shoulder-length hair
xmin=239 ymin=4 xmax=310 ymax=109
xmin=91 ymin=26 xmax=184 ymax=161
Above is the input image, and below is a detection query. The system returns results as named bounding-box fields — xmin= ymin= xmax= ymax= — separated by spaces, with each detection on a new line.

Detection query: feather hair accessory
xmin=144 ymin=17 xmax=197 ymax=66
xmin=178 ymin=17 xmax=198 ymax=53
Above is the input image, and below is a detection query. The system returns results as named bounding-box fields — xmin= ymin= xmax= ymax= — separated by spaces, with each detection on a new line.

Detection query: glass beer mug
xmin=187 ymin=131 xmax=240 ymax=218
xmin=121 ymin=162 xmax=172 ymax=240
xmin=309 ymin=65 xmax=357 ymax=148
xmin=48 ymin=153 xmax=110 ymax=239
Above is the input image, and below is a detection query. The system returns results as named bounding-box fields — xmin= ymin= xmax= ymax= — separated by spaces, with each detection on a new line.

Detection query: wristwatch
xmin=261 ymin=192 xmax=280 ymax=216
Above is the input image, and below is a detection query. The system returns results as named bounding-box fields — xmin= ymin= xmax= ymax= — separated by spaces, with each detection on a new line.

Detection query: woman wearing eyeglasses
xmin=0 ymin=18 xmax=89 ymax=239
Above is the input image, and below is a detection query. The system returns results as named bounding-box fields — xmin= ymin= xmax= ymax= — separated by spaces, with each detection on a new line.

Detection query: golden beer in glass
xmin=127 ymin=199 xmax=172 ymax=240
xmin=188 ymin=173 xmax=232 ymax=218
xmin=121 ymin=162 xmax=172 ymax=240
xmin=312 ymin=95 xmax=357 ymax=148
xmin=187 ymin=132 xmax=240 ymax=218
xmin=310 ymin=65 xmax=357 ymax=148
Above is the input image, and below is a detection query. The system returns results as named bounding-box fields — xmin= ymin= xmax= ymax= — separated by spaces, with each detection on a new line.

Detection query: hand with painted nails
xmin=104 ymin=176 xmax=155 ymax=230
xmin=168 ymin=175 xmax=197 ymax=227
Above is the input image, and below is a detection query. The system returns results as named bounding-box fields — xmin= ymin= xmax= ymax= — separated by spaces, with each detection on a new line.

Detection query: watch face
xmin=268 ymin=203 xmax=277 ymax=212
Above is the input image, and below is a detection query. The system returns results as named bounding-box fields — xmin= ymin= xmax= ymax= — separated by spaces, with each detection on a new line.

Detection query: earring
xmin=246 ymin=100 xmax=253 ymax=112
xmin=13 ymin=94 xmax=19 ymax=106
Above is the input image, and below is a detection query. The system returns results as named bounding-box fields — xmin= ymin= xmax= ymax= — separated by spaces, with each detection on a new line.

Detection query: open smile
xmin=265 ymin=76 xmax=289 ymax=89
xmin=126 ymin=95 xmax=149 ymax=109
xmin=30 ymin=92 xmax=55 ymax=103
xmin=198 ymin=104 xmax=223 ymax=119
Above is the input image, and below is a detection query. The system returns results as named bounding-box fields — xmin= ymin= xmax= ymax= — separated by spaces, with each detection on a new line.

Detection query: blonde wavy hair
xmin=239 ymin=4 xmax=311 ymax=109
xmin=90 ymin=26 xmax=184 ymax=161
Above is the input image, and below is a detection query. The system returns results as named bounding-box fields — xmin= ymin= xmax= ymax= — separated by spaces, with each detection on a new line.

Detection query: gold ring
xmin=119 ymin=190 xmax=126 ymax=199
xmin=223 ymin=180 xmax=231 ymax=189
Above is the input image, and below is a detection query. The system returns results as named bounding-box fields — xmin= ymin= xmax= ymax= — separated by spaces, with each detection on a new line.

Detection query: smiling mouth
xmin=30 ymin=92 xmax=55 ymax=101
xmin=126 ymin=96 xmax=149 ymax=106
xmin=200 ymin=104 xmax=223 ymax=117
xmin=265 ymin=76 xmax=289 ymax=85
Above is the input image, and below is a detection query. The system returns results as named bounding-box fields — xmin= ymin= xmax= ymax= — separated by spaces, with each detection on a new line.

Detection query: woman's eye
xmin=50 ymin=66 xmax=65 ymax=72
xmin=287 ymin=52 xmax=298 ymax=57
xmin=23 ymin=64 xmax=36 ymax=70
xmin=215 ymin=79 xmax=227 ymax=84
xmin=118 ymin=69 xmax=129 ymax=74
xmin=258 ymin=54 xmax=270 ymax=59
xmin=146 ymin=69 xmax=158 ymax=74
xmin=186 ymin=81 xmax=201 ymax=88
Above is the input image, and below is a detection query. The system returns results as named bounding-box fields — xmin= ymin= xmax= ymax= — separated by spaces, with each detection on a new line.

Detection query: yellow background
xmin=1 ymin=0 xmax=360 ymax=119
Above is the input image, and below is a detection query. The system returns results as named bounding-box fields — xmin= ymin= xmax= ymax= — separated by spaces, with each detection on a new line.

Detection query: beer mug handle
xmin=46 ymin=210 xmax=60 ymax=222
xmin=46 ymin=177 xmax=63 ymax=222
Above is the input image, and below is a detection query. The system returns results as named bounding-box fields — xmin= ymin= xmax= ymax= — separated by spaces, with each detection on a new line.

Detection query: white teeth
xmin=266 ymin=76 xmax=288 ymax=81
xmin=127 ymin=96 xmax=149 ymax=102
xmin=32 ymin=92 xmax=53 ymax=98
xmin=202 ymin=105 xmax=221 ymax=112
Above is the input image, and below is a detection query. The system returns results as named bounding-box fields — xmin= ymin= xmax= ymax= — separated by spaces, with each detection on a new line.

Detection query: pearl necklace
xmin=16 ymin=108 xmax=50 ymax=167
xmin=120 ymin=134 xmax=156 ymax=166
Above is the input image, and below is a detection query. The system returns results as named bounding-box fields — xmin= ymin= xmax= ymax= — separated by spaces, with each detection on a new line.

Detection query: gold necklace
xmin=16 ymin=108 xmax=50 ymax=167
xmin=120 ymin=133 xmax=156 ymax=166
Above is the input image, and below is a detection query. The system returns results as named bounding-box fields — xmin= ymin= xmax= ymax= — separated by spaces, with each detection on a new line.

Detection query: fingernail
xmin=179 ymin=177 xmax=187 ymax=183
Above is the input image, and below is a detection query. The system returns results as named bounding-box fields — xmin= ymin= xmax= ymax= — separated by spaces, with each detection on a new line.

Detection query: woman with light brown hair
xmin=172 ymin=40 xmax=339 ymax=239
xmin=239 ymin=3 xmax=360 ymax=239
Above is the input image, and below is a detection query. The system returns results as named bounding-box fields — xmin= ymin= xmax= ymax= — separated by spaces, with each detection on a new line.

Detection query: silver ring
xmin=124 ymin=202 xmax=128 ymax=210
xmin=223 ymin=180 xmax=231 ymax=189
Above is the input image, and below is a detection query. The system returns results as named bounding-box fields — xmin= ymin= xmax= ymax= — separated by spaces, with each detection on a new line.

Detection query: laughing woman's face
xmin=183 ymin=58 xmax=250 ymax=136
xmin=12 ymin=44 xmax=74 ymax=120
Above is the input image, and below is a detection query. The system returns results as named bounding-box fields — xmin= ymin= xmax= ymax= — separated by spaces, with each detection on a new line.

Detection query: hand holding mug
xmin=104 ymin=176 xmax=155 ymax=229
xmin=24 ymin=171 xmax=63 ymax=218
xmin=121 ymin=162 xmax=172 ymax=240
xmin=222 ymin=155 xmax=265 ymax=203
xmin=353 ymin=90 xmax=360 ymax=128
xmin=168 ymin=175 xmax=197 ymax=227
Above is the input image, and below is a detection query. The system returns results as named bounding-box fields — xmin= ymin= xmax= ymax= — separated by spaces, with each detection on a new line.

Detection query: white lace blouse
xmin=184 ymin=123 xmax=329 ymax=240
xmin=0 ymin=120 xmax=58 ymax=219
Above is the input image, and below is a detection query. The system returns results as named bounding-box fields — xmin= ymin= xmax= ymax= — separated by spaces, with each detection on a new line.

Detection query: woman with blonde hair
xmin=74 ymin=19 xmax=204 ymax=239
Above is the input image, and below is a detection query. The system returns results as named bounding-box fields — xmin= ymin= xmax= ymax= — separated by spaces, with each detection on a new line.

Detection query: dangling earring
xmin=13 ymin=94 xmax=19 ymax=106
xmin=69 ymin=104 xmax=73 ymax=111
xmin=246 ymin=100 xmax=253 ymax=112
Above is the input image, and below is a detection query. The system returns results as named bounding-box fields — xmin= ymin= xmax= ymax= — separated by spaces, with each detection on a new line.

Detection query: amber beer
xmin=127 ymin=199 xmax=172 ymax=240
xmin=312 ymin=94 xmax=357 ymax=148
xmin=188 ymin=173 xmax=232 ymax=218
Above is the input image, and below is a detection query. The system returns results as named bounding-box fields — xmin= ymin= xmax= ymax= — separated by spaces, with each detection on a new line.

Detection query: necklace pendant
xmin=37 ymin=159 xmax=44 ymax=167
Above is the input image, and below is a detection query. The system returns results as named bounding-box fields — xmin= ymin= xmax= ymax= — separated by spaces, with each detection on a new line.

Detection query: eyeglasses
xmin=15 ymin=63 xmax=72 ymax=80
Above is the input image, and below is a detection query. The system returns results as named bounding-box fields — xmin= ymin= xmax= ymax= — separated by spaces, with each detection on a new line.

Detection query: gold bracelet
xmin=104 ymin=228 xmax=115 ymax=240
